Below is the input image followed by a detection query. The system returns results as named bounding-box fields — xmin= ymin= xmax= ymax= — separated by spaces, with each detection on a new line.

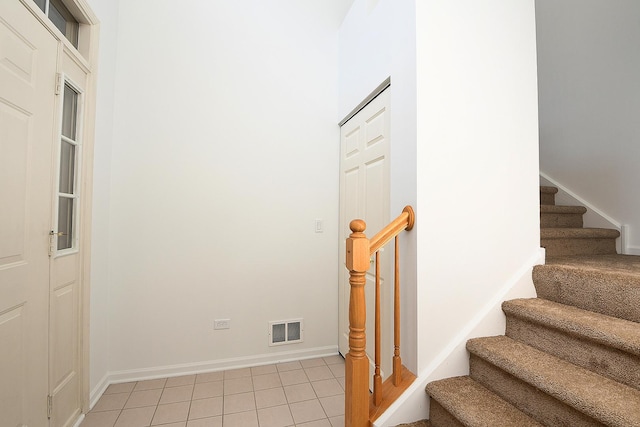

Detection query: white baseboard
xmin=72 ymin=414 xmax=85 ymax=427
xmin=621 ymin=225 xmax=640 ymax=255
xmin=89 ymin=345 xmax=338 ymax=410
xmin=374 ymin=249 xmax=545 ymax=426
xmin=624 ymin=246 xmax=640 ymax=255
xmin=90 ymin=373 xmax=110 ymax=410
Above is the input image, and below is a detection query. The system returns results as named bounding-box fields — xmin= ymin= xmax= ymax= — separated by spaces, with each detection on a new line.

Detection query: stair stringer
xmin=539 ymin=173 xmax=631 ymax=254
xmin=374 ymin=248 xmax=545 ymax=426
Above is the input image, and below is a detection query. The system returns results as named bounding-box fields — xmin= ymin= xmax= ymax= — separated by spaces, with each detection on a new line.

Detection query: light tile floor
xmin=81 ymin=356 xmax=346 ymax=427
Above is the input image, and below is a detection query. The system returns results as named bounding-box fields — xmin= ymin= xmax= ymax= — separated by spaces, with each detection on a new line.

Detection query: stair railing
xmin=345 ymin=206 xmax=416 ymax=427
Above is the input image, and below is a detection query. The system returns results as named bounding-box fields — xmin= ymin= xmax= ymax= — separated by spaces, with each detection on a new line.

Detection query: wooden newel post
xmin=345 ymin=219 xmax=371 ymax=427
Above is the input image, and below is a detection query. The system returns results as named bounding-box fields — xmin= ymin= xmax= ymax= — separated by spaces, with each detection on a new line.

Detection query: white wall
xmin=86 ymin=0 xmax=119 ymax=395
xmin=377 ymin=1 xmax=541 ymax=425
xmin=537 ymin=0 xmax=640 ymax=254
xmin=98 ymin=0 xmax=342 ymax=378
xmin=86 ymin=2 xmax=543 ymax=423
xmin=416 ymin=0 xmax=539 ymax=368
xmin=338 ymin=0 xmax=418 ymax=371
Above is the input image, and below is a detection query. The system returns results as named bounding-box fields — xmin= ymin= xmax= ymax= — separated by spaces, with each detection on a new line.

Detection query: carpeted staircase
xmin=402 ymin=186 xmax=640 ymax=427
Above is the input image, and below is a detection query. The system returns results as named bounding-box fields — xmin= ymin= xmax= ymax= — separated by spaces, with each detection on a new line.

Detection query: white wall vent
xmin=269 ymin=319 xmax=303 ymax=346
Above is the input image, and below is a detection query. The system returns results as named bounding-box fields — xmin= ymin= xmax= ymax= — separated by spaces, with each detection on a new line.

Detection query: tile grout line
xmin=186 ymin=379 xmax=194 ymax=425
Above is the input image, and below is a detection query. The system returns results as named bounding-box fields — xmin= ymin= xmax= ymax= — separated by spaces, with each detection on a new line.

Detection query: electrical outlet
xmin=214 ymin=319 xmax=230 ymax=330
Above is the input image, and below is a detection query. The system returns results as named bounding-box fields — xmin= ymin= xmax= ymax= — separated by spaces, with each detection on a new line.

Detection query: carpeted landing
xmin=401 ymin=186 xmax=640 ymax=427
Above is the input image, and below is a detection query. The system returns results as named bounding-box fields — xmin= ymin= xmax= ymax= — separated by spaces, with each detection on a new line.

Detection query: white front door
xmin=1 ymin=2 xmax=96 ymax=425
xmin=338 ymin=88 xmax=391 ymax=382
xmin=0 ymin=1 xmax=59 ymax=425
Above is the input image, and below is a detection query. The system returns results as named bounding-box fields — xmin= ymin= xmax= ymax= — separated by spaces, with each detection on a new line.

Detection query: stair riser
xmin=540 ymin=213 xmax=583 ymax=228
xmin=533 ymin=267 xmax=640 ymax=323
xmin=540 ymin=193 xmax=556 ymax=205
xmin=427 ymin=376 xmax=545 ymax=427
xmin=396 ymin=421 xmax=431 ymax=427
xmin=428 ymin=400 xmax=465 ymax=427
xmin=505 ymin=317 xmax=640 ymax=391
xmin=469 ymin=356 xmax=602 ymax=427
xmin=541 ymin=238 xmax=616 ymax=257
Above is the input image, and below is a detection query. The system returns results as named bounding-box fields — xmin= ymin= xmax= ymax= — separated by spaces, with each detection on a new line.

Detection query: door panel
xmin=339 ymin=88 xmax=391 ymax=382
xmin=0 ymin=102 xmax=28 ymax=262
xmin=50 ymin=255 xmax=81 ymax=426
xmin=0 ymin=306 xmax=26 ymax=427
xmin=52 ymin=283 xmax=76 ymax=384
xmin=0 ymin=1 xmax=59 ymax=425
xmin=50 ymin=281 xmax=79 ymax=426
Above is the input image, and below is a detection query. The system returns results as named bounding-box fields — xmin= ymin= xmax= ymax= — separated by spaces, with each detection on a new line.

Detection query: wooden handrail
xmin=369 ymin=206 xmax=415 ymax=254
xmin=345 ymin=206 xmax=416 ymax=427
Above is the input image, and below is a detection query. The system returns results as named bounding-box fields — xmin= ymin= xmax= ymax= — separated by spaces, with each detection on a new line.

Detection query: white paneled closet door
xmin=338 ymin=88 xmax=392 ymax=385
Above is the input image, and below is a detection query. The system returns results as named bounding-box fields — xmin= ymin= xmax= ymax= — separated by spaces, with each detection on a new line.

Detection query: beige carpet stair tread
xmin=546 ymin=254 xmax=640 ymax=275
xmin=540 ymin=186 xmax=557 ymax=205
xmin=504 ymin=297 xmax=640 ymax=390
xmin=534 ymin=258 xmax=640 ymax=323
xmin=540 ymin=204 xmax=587 ymax=214
xmin=503 ymin=298 xmax=640 ymax=355
xmin=467 ymin=336 xmax=640 ymax=426
xmin=426 ymin=376 xmax=543 ymax=427
xmin=540 ymin=205 xmax=585 ymax=228
xmin=540 ymin=186 xmax=558 ymax=195
xmin=541 ymin=227 xmax=621 ymax=239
